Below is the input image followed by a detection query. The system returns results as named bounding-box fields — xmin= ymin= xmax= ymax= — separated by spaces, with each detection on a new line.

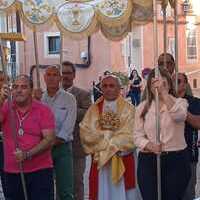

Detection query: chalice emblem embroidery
xmin=72 ymin=5 xmax=81 ymax=26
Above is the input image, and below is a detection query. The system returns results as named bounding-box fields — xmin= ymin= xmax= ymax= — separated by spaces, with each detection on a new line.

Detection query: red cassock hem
xmin=89 ymin=154 xmax=136 ymax=200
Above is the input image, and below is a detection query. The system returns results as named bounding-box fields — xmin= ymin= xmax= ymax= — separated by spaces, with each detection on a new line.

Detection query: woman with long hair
xmin=134 ymin=67 xmax=191 ymax=200
xmin=127 ymin=69 xmax=142 ymax=106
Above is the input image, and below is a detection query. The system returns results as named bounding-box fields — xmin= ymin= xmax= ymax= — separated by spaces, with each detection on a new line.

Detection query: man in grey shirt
xmin=42 ymin=65 xmax=77 ymax=200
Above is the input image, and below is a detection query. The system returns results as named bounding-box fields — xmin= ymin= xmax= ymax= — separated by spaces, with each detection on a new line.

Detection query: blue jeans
xmin=127 ymin=90 xmax=141 ymax=106
xmin=0 ymin=141 xmax=7 ymax=198
xmin=4 ymin=168 xmax=54 ymax=200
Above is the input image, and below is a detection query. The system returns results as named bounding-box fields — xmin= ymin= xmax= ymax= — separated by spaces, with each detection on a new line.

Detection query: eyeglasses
xmin=158 ymin=61 xmax=174 ymax=66
xmin=62 ymin=72 xmax=74 ymax=75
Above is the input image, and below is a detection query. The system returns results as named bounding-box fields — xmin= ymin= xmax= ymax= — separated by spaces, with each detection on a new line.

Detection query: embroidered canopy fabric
xmin=0 ymin=0 xmax=174 ymax=40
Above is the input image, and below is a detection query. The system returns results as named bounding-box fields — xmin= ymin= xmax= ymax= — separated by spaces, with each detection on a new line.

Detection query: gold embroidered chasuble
xmin=80 ymin=96 xmax=135 ymax=172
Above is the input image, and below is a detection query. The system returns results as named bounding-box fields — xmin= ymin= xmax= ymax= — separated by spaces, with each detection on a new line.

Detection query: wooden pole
xmin=153 ymin=0 xmax=161 ymax=200
xmin=163 ymin=5 xmax=167 ymax=68
xmin=60 ymin=32 xmax=63 ymax=67
xmin=33 ymin=28 xmax=40 ymax=88
xmin=0 ymin=39 xmax=6 ymax=74
xmin=174 ymin=0 xmax=179 ymax=92
xmin=0 ymin=38 xmax=29 ymax=200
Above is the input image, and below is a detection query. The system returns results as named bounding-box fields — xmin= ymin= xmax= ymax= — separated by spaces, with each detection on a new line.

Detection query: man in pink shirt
xmin=0 ymin=75 xmax=55 ymax=200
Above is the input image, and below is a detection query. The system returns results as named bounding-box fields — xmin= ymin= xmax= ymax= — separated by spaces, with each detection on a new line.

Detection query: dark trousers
xmin=183 ymin=162 xmax=197 ymax=200
xmin=0 ymin=141 xmax=7 ymax=198
xmin=137 ymin=149 xmax=191 ymax=200
xmin=4 ymin=168 xmax=54 ymax=200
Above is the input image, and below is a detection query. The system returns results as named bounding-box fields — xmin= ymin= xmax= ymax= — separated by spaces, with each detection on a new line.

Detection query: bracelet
xmin=25 ymin=151 xmax=32 ymax=160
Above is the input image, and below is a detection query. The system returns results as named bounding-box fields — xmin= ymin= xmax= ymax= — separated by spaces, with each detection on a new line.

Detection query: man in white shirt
xmin=43 ymin=65 xmax=77 ymax=200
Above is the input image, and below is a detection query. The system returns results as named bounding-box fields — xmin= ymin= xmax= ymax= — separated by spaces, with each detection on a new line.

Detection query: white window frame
xmin=160 ymin=3 xmax=173 ymax=17
xmin=44 ymin=32 xmax=60 ymax=58
xmin=168 ymin=37 xmax=175 ymax=58
xmin=186 ymin=28 xmax=198 ymax=64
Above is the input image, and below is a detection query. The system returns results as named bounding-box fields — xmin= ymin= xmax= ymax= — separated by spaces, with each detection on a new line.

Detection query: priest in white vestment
xmin=80 ymin=75 xmax=140 ymax=200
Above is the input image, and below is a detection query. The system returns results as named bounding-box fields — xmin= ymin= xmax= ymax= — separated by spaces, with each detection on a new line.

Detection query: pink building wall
xmin=18 ymin=4 xmax=200 ymax=95
xmin=110 ymin=41 xmax=125 ymax=72
xmin=143 ymin=16 xmax=187 ymax=71
xmin=19 ymin=24 xmax=124 ymax=90
xmin=142 ymin=15 xmax=200 ymax=96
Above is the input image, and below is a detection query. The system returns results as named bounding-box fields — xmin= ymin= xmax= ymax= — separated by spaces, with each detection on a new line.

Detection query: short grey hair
xmin=14 ymin=74 xmax=33 ymax=89
xmin=101 ymin=74 xmax=122 ymax=88
xmin=46 ymin=64 xmax=61 ymax=72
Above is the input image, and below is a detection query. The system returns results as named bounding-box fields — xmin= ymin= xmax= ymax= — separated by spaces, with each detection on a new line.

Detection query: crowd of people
xmin=0 ymin=53 xmax=199 ymax=200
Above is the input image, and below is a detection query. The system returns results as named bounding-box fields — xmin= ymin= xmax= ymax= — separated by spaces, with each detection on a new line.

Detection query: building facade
xmin=18 ymin=24 xmax=125 ymax=90
xmin=0 ymin=12 xmax=20 ymax=78
xmin=15 ymin=1 xmax=200 ymax=95
xmin=122 ymin=1 xmax=200 ymax=96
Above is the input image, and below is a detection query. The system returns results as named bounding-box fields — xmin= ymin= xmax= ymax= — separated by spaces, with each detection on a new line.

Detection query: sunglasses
xmin=177 ymin=79 xmax=186 ymax=85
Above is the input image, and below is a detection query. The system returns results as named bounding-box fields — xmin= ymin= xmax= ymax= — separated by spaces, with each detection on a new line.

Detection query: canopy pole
xmin=0 ymin=39 xmax=6 ymax=74
xmin=33 ymin=28 xmax=40 ymax=88
xmin=0 ymin=38 xmax=28 ymax=200
xmin=153 ymin=1 xmax=161 ymax=200
xmin=174 ymin=0 xmax=179 ymax=92
xmin=163 ymin=5 xmax=167 ymax=68
xmin=60 ymin=32 xmax=63 ymax=69
xmin=153 ymin=0 xmax=158 ymax=67
xmin=0 ymin=11 xmax=7 ymax=73
xmin=6 ymin=14 xmax=9 ymax=33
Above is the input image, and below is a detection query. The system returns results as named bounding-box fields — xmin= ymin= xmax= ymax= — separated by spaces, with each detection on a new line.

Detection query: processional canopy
xmin=0 ymin=0 xmax=176 ymax=41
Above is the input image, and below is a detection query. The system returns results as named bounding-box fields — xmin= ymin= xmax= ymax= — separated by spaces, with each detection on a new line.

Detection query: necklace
xmin=16 ymin=110 xmax=30 ymax=136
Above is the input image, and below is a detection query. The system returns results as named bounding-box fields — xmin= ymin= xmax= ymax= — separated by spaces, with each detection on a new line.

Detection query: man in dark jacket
xmin=62 ymin=61 xmax=91 ymax=200
xmin=176 ymin=73 xmax=200 ymax=200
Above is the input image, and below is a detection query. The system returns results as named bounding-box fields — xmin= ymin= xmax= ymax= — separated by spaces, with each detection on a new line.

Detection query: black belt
xmin=140 ymin=148 xmax=186 ymax=156
xmin=160 ymin=149 xmax=185 ymax=156
xmin=53 ymin=141 xmax=72 ymax=149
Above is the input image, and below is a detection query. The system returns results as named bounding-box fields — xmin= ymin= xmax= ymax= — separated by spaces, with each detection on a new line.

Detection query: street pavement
xmin=85 ymin=151 xmax=200 ymax=200
xmin=196 ymin=152 xmax=200 ymax=199
xmin=0 ymin=180 xmax=4 ymax=200
xmin=83 ymin=156 xmax=91 ymax=200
